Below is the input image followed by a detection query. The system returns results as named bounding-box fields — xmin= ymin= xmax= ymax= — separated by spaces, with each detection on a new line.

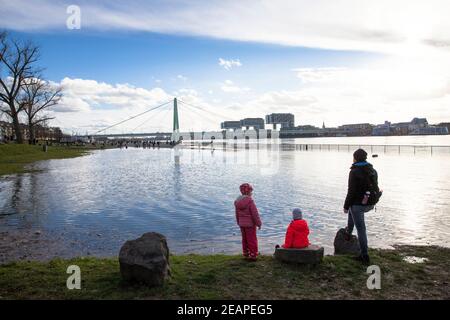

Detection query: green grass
xmin=0 ymin=245 xmax=448 ymax=299
xmin=0 ymin=144 xmax=93 ymax=176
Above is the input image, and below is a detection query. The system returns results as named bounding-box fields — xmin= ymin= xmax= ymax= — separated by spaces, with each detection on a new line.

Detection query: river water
xmin=1 ymin=136 xmax=450 ymax=257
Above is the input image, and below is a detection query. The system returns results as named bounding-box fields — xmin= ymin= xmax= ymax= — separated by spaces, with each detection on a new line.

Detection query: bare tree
xmin=0 ymin=31 xmax=40 ymax=144
xmin=17 ymin=79 xmax=62 ymax=144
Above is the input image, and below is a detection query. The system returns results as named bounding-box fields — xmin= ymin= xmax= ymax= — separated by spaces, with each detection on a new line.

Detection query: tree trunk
xmin=28 ymin=120 xmax=35 ymax=145
xmin=11 ymin=107 xmax=23 ymax=144
xmin=28 ymin=115 xmax=36 ymax=144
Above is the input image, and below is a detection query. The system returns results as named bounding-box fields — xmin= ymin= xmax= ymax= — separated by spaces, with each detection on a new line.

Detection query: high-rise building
xmin=438 ymin=122 xmax=450 ymax=133
xmin=221 ymin=121 xmax=242 ymax=130
xmin=338 ymin=123 xmax=374 ymax=136
xmin=265 ymin=113 xmax=295 ymax=129
xmin=240 ymin=118 xmax=265 ymax=130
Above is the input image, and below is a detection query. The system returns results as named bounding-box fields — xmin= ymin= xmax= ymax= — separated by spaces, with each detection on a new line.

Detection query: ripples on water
xmin=1 ymin=139 xmax=450 ymax=255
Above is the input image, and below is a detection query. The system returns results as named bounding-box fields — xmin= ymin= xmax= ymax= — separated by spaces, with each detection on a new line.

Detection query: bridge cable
xmin=177 ymin=99 xmax=234 ymax=121
xmin=178 ymin=101 xmax=224 ymax=130
xmin=130 ymin=103 xmax=172 ymax=133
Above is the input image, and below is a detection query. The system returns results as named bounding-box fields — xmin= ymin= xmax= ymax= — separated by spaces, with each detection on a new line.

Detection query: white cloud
xmin=58 ymin=78 xmax=170 ymax=110
xmin=50 ymin=59 xmax=450 ymax=133
xmin=3 ymin=0 xmax=449 ymax=130
xmin=220 ymin=80 xmax=250 ymax=93
xmin=293 ymin=68 xmax=347 ymax=83
xmin=53 ymin=96 xmax=91 ymax=113
xmin=248 ymin=57 xmax=450 ymax=126
xmin=218 ymin=58 xmax=242 ymax=70
xmin=174 ymin=88 xmax=202 ymax=105
xmin=175 ymin=88 xmax=197 ymax=96
xmin=1 ymin=0 xmax=450 ymax=57
xmin=206 ymin=54 xmax=450 ymax=127
xmin=45 ymin=77 xmax=174 ymax=133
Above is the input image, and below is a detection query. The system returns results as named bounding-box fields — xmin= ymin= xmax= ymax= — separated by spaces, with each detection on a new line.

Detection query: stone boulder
xmin=274 ymin=244 xmax=324 ymax=264
xmin=333 ymin=228 xmax=360 ymax=255
xmin=119 ymin=232 xmax=171 ymax=286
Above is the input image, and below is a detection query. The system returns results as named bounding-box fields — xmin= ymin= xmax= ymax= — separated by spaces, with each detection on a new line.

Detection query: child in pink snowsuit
xmin=234 ymin=183 xmax=262 ymax=261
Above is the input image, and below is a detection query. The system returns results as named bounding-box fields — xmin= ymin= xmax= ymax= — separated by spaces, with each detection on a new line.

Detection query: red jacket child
xmin=235 ymin=195 xmax=262 ymax=228
xmin=235 ymin=183 xmax=262 ymax=260
xmin=282 ymin=208 xmax=310 ymax=249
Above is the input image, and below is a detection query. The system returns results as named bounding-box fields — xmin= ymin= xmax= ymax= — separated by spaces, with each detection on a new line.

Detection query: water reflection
xmin=0 ymin=176 xmax=22 ymax=216
xmin=1 ymin=142 xmax=450 ymax=256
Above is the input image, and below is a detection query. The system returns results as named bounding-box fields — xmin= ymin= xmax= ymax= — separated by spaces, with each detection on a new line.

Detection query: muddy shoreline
xmin=2 ymin=226 xmax=448 ymax=266
xmin=0 ymin=229 xmax=113 ymax=265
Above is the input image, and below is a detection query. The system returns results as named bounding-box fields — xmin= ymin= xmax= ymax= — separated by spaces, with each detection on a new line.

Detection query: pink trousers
xmin=240 ymin=227 xmax=258 ymax=258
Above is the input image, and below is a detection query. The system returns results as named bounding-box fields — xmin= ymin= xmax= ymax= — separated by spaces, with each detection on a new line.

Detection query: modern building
xmin=409 ymin=117 xmax=428 ymax=129
xmin=220 ymin=121 xmax=242 ymax=130
xmin=220 ymin=118 xmax=265 ymax=132
xmin=240 ymin=118 xmax=265 ymax=130
xmin=280 ymin=125 xmax=321 ymax=138
xmin=0 ymin=121 xmax=15 ymax=138
xmin=265 ymin=113 xmax=295 ymax=129
xmin=338 ymin=123 xmax=374 ymax=136
xmin=437 ymin=122 xmax=450 ymax=133
xmin=280 ymin=125 xmax=347 ymax=138
xmin=0 ymin=120 xmax=63 ymax=141
xmin=373 ymin=118 xmax=448 ymax=136
xmin=391 ymin=117 xmax=427 ymax=135
xmin=391 ymin=122 xmax=410 ymax=135
xmin=372 ymin=121 xmax=392 ymax=136
xmin=410 ymin=126 xmax=449 ymax=135
xmin=221 ymin=115 xmax=447 ymax=138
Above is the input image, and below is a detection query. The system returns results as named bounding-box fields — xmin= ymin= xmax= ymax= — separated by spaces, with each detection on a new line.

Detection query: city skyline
xmin=1 ymin=0 xmax=450 ymax=133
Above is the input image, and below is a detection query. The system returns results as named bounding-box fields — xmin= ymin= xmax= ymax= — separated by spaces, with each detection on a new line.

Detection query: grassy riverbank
xmin=0 ymin=144 xmax=96 ymax=176
xmin=0 ymin=245 xmax=448 ymax=299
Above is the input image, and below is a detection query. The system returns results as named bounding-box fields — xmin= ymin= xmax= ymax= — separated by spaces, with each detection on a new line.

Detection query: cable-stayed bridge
xmin=85 ymin=98 xmax=237 ymax=141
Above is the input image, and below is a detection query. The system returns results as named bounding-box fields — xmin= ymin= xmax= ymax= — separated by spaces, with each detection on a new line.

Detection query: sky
xmin=1 ymin=0 xmax=450 ymax=134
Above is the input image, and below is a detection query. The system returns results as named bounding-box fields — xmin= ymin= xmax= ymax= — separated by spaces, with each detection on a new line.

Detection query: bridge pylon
xmin=171 ymin=97 xmax=180 ymax=142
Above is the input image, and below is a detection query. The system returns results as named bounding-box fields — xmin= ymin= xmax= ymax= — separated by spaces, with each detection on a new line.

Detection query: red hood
xmin=290 ymin=219 xmax=308 ymax=232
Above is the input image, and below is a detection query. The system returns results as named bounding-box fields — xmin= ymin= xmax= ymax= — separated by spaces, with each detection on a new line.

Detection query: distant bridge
xmin=82 ymin=98 xmax=274 ymax=141
xmin=91 ymin=132 xmax=172 ymax=139
xmin=84 ymin=98 xmax=180 ymax=140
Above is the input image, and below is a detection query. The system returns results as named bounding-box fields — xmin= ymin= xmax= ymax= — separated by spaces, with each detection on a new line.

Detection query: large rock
xmin=119 ymin=232 xmax=170 ymax=286
xmin=333 ymin=228 xmax=360 ymax=255
xmin=274 ymin=245 xmax=324 ymax=264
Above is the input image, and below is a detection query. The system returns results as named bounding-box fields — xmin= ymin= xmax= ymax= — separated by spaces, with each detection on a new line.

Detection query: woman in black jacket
xmin=343 ymin=148 xmax=377 ymax=265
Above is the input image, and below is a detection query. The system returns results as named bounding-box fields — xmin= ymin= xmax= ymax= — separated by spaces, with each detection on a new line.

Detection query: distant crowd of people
xmin=118 ymin=140 xmax=178 ymax=149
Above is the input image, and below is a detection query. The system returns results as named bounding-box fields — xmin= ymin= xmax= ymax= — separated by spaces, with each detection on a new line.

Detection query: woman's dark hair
xmin=353 ymin=148 xmax=368 ymax=162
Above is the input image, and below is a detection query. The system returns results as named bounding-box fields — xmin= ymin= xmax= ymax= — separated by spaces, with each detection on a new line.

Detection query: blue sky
xmin=1 ymin=1 xmax=450 ymax=133
xmin=12 ymin=30 xmax=376 ymax=93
